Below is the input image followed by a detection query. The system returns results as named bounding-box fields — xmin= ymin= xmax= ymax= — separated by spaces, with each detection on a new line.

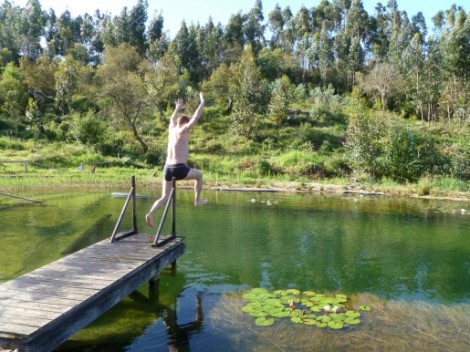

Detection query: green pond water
xmin=0 ymin=187 xmax=469 ymax=351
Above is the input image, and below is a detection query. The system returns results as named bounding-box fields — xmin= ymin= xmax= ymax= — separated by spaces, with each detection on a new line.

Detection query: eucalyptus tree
xmin=341 ymin=0 xmax=369 ymax=87
xmin=147 ymin=11 xmax=167 ymax=62
xmin=17 ymin=0 xmax=46 ymax=60
xmin=268 ymin=3 xmax=283 ymax=49
xmin=128 ymin=0 xmax=148 ymax=56
xmin=224 ymin=11 xmax=245 ymax=64
xmin=199 ymin=18 xmax=225 ymax=76
xmin=46 ymin=10 xmax=75 ymax=57
xmin=243 ymin=0 xmax=265 ymax=55
xmin=293 ymin=6 xmax=312 ymax=80
xmin=0 ymin=1 xmax=22 ymax=62
xmin=174 ymin=21 xmax=203 ymax=85
xmin=438 ymin=6 xmax=470 ymax=122
xmin=267 ymin=4 xmax=295 ymax=53
xmin=96 ymin=43 xmax=151 ymax=153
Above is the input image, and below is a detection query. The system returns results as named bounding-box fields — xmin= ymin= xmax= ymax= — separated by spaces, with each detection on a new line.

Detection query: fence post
xmin=132 ymin=175 xmax=137 ymax=233
xmin=171 ymin=177 xmax=176 ymax=235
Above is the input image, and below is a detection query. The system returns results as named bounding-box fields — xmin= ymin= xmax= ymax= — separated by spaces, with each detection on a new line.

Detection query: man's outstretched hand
xmin=175 ymin=98 xmax=186 ymax=111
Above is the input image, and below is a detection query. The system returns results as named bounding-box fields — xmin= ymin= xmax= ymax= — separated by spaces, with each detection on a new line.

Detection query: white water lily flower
xmin=324 ymin=305 xmax=331 ymax=311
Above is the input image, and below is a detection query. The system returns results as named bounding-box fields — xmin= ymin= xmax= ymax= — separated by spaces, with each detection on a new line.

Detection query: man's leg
xmin=184 ymin=168 xmax=207 ymax=206
xmin=146 ymin=179 xmax=173 ymax=227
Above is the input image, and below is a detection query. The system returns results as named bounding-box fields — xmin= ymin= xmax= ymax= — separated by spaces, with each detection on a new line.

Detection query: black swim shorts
xmin=163 ymin=163 xmax=191 ymax=181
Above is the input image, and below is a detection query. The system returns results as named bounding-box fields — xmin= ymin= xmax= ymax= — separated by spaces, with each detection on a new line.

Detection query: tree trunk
xmin=130 ymin=122 xmax=148 ymax=153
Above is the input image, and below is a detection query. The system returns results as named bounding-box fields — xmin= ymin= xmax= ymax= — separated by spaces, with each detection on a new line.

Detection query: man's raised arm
xmin=169 ymin=98 xmax=186 ymax=128
xmin=184 ymin=92 xmax=205 ymax=130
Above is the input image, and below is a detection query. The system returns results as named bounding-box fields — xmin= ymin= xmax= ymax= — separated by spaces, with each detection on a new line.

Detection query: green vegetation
xmin=0 ymin=1 xmax=469 ymax=198
xmin=241 ymin=287 xmax=371 ymax=329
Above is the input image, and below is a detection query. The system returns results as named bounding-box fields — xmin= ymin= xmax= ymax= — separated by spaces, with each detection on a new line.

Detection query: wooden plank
xmin=0 ymin=306 xmax=60 ymax=320
xmin=15 ymin=275 xmax=112 ymax=291
xmin=0 ymin=235 xmax=185 ymax=352
xmin=0 ymin=313 xmax=48 ymax=329
xmin=0 ymin=322 xmax=37 ymax=337
xmin=0 ymin=298 xmax=73 ymax=314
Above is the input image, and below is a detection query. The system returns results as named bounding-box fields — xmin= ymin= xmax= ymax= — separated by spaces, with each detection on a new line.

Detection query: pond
xmin=0 ymin=187 xmax=469 ymax=351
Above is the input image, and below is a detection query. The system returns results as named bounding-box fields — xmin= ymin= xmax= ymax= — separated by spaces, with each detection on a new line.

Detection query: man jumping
xmin=145 ymin=92 xmax=207 ymax=228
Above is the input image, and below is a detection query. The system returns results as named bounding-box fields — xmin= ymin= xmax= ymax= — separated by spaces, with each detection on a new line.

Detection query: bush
xmin=70 ymin=110 xmax=108 ymax=151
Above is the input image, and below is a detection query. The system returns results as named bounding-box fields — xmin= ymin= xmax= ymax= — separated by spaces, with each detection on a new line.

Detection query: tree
xmin=231 ymin=45 xmax=267 ymax=136
xmin=268 ymin=75 xmax=293 ymax=125
xmin=146 ymin=43 xmax=181 ymax=116
xmin=96 ymin=44 xmax=151 ymax=153
xmin=243 ymin=0 xmax=265 ymax=55
xmin=128 ymin=0 xmax=148 ymax=55
xmin=0 ymin=62 xmax=28 ymax=122
xmin=202 ymin=63 xmax=233 ymax=112
xmin=358 ymin=62 xmax=402 ymax=110
xmin=19 ymin=55 xmax=56 ymax=112
xmin=17 ymin=0 xmax=46 ymax=60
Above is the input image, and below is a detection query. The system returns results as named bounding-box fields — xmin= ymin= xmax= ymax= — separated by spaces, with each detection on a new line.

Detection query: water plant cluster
xmin=241 ymin=288 xmax=371 ymax=329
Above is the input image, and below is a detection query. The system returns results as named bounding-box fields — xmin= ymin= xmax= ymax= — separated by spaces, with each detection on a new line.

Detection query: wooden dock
xmin=0 ymin=234 xmax=185 ymax=352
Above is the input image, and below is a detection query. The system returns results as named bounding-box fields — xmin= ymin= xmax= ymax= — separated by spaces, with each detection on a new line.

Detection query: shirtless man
xmin=145 ymin=92 xmax=207 ymax=228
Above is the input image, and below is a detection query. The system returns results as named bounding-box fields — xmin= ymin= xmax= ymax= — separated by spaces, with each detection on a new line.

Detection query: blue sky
xmin=14 ymin=0 xmax=465 ymax=37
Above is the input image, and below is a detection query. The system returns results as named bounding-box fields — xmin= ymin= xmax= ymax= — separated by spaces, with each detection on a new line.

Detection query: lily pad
xmin=252 ymin=288 xmax=268 ymax=295
xmin=290 ymin=309 xmax=303 ymax=317
xmin=331 ymin=313 xmax=346 ymax=321
xmin=266 ymin=299 xmax=283 ymax=307
xmin=345 ymin=311 xmax=361 ymax=318
xmin=275 ymin=290 xmax=289 ymax=296
xmin=316 ymin=315 xmax=332 ymax=323
xmin=242 ymin=293 xmax=259 ymax=300
xmin=242 ymin=305 xmax=258 ymax=313
xmin=328 ymin=320 xmax=344 ymax=329
xmin=286 ymin=289 xmax=301 ymax=295
xmin=310 ymin=305 xmax=323 ymax=312
xmin=316 ymin=322 xmax=328 ymax=328
xmin=345 ymin=317 xmax=361 ymax=325
xmin=302 ymin=291 xmax=316 ymax=296
xmin=249 ymin=311 xmax=268 ymax=317
xmin=359 ymin=305 xmax=371 ymax=311
xmin=303 ymin=319 xmax=317 ymax=325
xmin=255 ymin=317 xmax=275 ymax=327
xmin=291 ymin=317 xmax=303 ymax=324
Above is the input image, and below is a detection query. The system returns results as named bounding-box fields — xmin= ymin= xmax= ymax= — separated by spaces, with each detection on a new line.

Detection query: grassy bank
xmin=1 ymin=136 xmax=469 ymax=201
xmin=1 ymin=164 xmax=469 ymax=202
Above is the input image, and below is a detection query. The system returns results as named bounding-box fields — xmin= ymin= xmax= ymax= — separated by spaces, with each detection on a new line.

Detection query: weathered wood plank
xmin=0 ymin=298 xmax=73 ymax=314
xmin=0 ymin=306 xmax=59 ymax=320
xmin=14 ymin=275 xmax=112 ymax=291
xmin=0 ymin=235 xmax=185 ymax=352
xmin=0 ymin=322 xmax=37 ymax=338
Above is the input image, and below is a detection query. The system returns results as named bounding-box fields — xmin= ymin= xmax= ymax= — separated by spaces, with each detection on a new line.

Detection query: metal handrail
xmin=152 ymin=178 xmax=176 ymax=247
xmin=110 ymin=175 xmax=138 ymax=242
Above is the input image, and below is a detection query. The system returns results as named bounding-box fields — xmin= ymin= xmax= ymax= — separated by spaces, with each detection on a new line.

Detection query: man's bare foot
xmin=145 ymin=213 xmax=154 ymax=228
xmin=195 ymin=199 xmax=208 ymax=206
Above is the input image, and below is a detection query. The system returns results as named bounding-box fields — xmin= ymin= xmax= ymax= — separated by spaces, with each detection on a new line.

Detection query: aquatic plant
xmin=241 ymin=288 xmax=371 ymax=329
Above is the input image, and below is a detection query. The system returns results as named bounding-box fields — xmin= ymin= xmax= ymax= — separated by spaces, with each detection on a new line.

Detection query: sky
xmin=13 ymin=0 xmax=466 ymax=37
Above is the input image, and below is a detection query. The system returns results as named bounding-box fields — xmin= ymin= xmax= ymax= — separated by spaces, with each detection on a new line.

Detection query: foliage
xmin=0 ymin=1 xmax=468 ymax=187
xmin=70 ymin=110 xmax=108 ymax=151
